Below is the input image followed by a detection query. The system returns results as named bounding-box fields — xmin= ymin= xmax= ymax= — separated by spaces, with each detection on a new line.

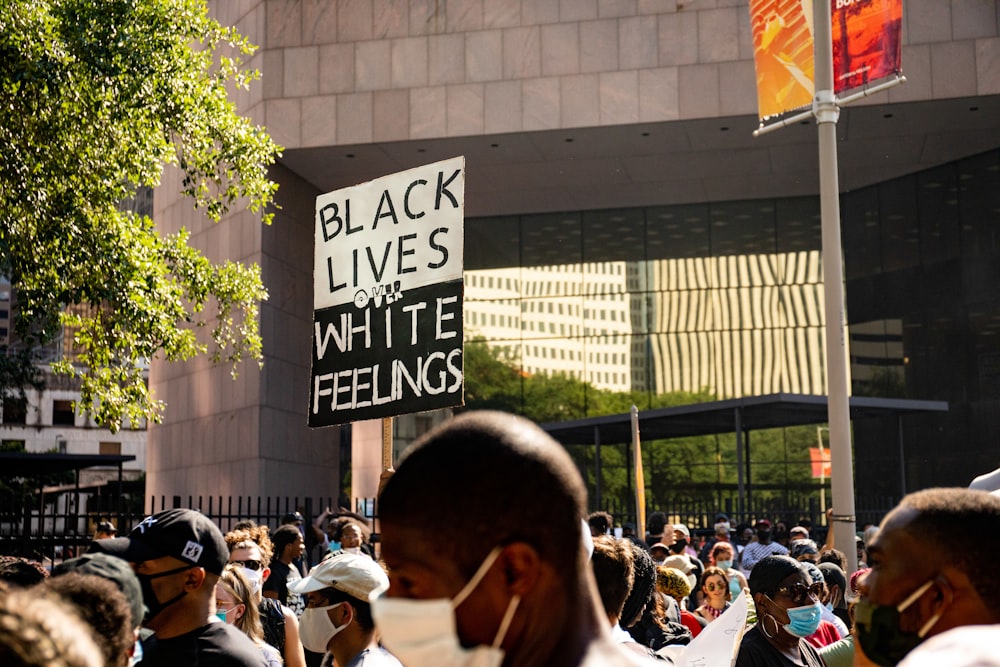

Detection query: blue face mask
xmin=783 ymin=602 xmax=823 ymax=637
xmin=716 ymin=559 xmax=733 ymax=571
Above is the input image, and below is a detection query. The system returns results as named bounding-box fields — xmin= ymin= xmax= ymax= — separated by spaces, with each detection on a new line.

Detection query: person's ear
xmin=235 ymin=603 xmax=246 ymax=622
xmin=262 ymin=566 xmax=271 ymax=583
xmin=499 ymin=542 xmax=541 ymax=597
xmin=337 ymin=601 xmax=353 ymax=627
xmin=184 ymin=567 xmax=207 ymax=591
xmin=829 ymin=583 xmax=842 ymax=606
xmin=915 ymin=576 xmax=954 ymax=637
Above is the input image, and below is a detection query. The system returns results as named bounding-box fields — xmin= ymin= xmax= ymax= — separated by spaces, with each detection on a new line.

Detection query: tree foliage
xmin=0 ymin=0 xmax=280 ymax=430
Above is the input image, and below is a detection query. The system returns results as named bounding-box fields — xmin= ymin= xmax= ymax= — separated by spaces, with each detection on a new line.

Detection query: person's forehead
xmin=705 ymin=574 xmax=726 ymax=585
xmin=867 ymin=508 xmax=928 ymax=590
xmin=304 ymin=590 xmax=330 ymax=604
xmin=230 ymin=545 xmax=262 ymax=560
xmin=380 ymin=523 xmax=465 ymax=595
xmin=343 ymin=524 xmax=361 ymax=534
xmin=215 ymin=584 xmax=236 ymax=602
xmin=780 ymin=570 xmax=810 ymax=588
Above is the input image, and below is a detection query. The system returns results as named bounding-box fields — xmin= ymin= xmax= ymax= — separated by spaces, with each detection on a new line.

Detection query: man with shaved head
xmin=855 ymin=487 xmax=1000 ymax=666
xmin=373 ymin=410 xmax=646 ymax=667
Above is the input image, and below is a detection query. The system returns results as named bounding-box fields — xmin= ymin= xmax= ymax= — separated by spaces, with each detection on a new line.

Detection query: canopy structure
xmin=0 ymin=452 xmax=135 ymax=477
xmin=0 ymin=452 xmax=137 ymax=525
xmin=541 ymin=393 xmax=948 ymax=516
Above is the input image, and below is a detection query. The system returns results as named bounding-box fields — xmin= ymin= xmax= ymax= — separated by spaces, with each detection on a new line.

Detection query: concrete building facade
xmin=149 ymin=1 xmax=1000 ymax=503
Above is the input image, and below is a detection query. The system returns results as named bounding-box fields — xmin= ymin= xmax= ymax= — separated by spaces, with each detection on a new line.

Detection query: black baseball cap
xmin=90 ymin=508 xmax=228 ymax=575
xmin=53 ymin=552 xmax=145 ymax=628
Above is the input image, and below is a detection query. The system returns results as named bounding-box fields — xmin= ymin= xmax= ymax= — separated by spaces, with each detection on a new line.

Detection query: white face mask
xmin=240 ymin=567 xmax=264 ymax=596
xmin=299 ymin=603 xmax=350 ymax=653
xmin=344 ymin=546 xmax=361 ymax=555
xmin=370 ymin=546 xmax=520 ymax=667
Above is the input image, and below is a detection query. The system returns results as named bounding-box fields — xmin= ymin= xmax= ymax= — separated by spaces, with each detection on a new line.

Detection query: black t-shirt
xmin=138 ymin=622 xmax=266 ymax=667
xmin=263 ymin=560 xmax=290 ymax=604
xmin=735 ymin=625 xmax=824 ymax=667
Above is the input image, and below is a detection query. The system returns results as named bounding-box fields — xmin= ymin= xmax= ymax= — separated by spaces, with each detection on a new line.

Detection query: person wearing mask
xmin=735 ymin=555 xmax=824 ymax=667
xmin=225 ymin=527 xmax=306 ymax=667
xmin=800 ymin=562 xmax=846 ymax=647
xmin=374 ymin=410 xmax=649 ymax=667
xmin=854 ymin=487 xmax=1000 ymax=666
xmin=740 ymin=520 xmax=789 ymax=575
xmin=709 ymin=541 xmax=748 ymax=600
xmin=289 ymin=552 xmax=401 ymax=667
xmin=217 ymin=565 xmax=283 ymax=667
xmin=669 ymin=524 xmax=700 ymax=561
xmin=817 ymin=562 xmax=851 ymax=629
xmin=89 ymin=508 xmax=265 ymax=667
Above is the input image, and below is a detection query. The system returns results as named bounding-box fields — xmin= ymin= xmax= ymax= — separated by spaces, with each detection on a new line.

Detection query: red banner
xmin=832 ymin=0 xmax=903 ymax=93
xmin=810 ymin=447 xmax=832 ymax=478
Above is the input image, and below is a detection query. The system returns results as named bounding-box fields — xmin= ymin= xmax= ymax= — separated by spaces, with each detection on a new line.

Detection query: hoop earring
xmin=760 ymin=612 xmax=781 ymax=639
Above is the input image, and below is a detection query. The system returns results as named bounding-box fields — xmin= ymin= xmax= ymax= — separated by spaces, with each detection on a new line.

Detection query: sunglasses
xmin=771 ymin=582 xmax=824 ymax=606
xmin=231 ymin=559 xmax=263 ymax=571
xmin=705 ymin=582 xmax=727 ymax=592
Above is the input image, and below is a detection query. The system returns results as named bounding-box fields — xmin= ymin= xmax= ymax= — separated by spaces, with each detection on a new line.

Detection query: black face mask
xmin=757 ymin=530 xmax=772 ymax=542
xmin=670 ymin=539 xmax=688 ymax=554
xmin=136 ymin=564 xmax=193 ymax=623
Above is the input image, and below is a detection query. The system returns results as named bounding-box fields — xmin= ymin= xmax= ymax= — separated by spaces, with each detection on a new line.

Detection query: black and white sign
xmin=309 ymin=157 xmax=465 ymax=427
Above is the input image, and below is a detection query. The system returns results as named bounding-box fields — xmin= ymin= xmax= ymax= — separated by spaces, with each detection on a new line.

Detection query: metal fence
xmin=0 ymin=491 xmax=372 ymax=566
xmin=597 ymin=492 xmax=899 ymax=538
xmin=2 ymin=484 xmax=900 ymax=568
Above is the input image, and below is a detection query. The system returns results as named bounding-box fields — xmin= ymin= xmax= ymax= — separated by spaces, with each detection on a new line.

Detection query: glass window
xmin=842 ymin=187 xmax=882 ymax=280
xmin=878 ymin=177 xmax=920 ymax=272
xmin=3 ymin=398 xmax=27 ymax=425
xmin=53 ymin=400 xmax=75 ymax=426
xmin=99 ymin=441 xmax=122 ymax=455
xmin=917 ymin=164 xmax=960 ymax=265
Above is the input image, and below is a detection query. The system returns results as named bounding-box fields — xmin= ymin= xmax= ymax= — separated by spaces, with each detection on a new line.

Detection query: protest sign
xmin=309 ymin=156 xmax=465 ymax=427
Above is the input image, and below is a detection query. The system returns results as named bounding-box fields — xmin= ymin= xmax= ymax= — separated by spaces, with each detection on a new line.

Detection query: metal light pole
xmin=813 ymin=0 xmax=858 ymax=576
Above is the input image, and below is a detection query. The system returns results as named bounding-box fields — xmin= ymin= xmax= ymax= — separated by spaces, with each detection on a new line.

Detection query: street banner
xmin=810 ymin=446 xmax=832 ymax=478
xmin=750 ymin=0 xmax=903 ymax=120
xmin=309 ymin=157 xmax=465 ymax=427
xmin=749 ymin=0 xmax=816 ymax=120
xmin=832 ymin=0 xmax=902 ymax=93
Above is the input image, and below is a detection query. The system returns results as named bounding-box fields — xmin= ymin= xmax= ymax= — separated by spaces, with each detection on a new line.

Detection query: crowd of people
xmin=1 ymin=409 xmax=1000 ymax=666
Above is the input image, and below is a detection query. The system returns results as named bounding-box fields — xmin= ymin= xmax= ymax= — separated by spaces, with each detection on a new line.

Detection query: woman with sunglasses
xmin=735 ymin=555 xmax=825 ymax=667
xmin=694 ymin=567 xmax=732 ymax=624
xmin=226 ymin=527 xmax=307 ymax=667
xmin=216 ymin=565 xmax=283 ymax=667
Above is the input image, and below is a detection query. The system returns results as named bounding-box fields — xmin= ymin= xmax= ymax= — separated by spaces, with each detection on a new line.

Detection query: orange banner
xmin=832 ymin=0 xmax=903 ymax=93
xmin=810 ymin=447 xmax=832 ymax=478
xmin=750 ymin=0 xmax=816 ymax=120
xmin=751 ymin=0 xmax=903 ymax=120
